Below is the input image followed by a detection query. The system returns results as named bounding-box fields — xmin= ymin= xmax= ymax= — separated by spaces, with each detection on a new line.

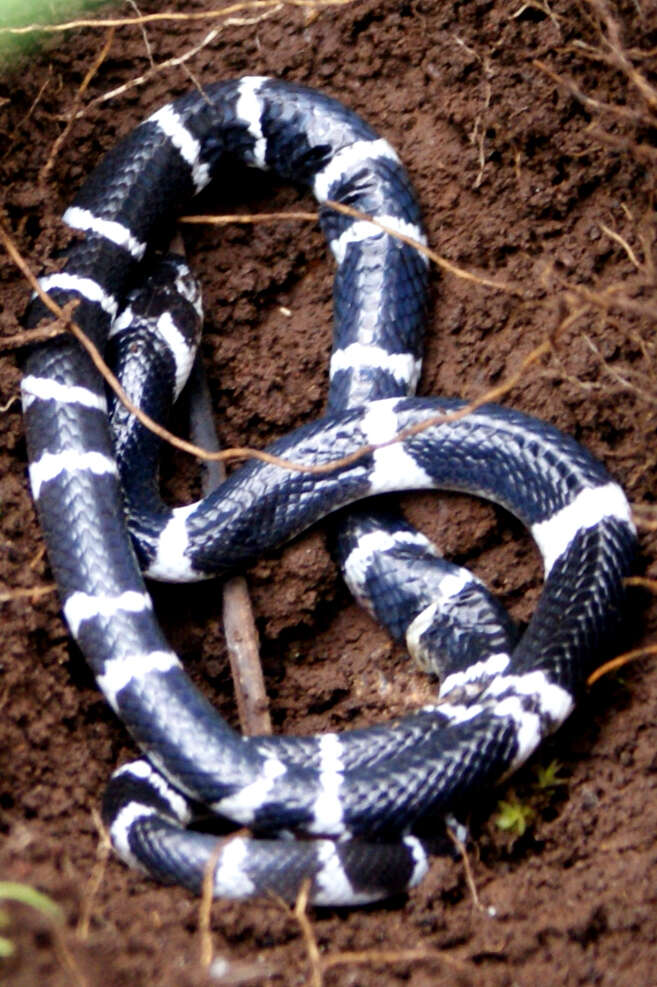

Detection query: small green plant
xmin=533 ymin=758 xmax=567 ymax=790
xmin=495 ymin=798 xmax=534 ymax=837
xmin=495 ymin=759 xmax=568 ymax=839
xmin=0 ymin=882 xmax=63 ymax=958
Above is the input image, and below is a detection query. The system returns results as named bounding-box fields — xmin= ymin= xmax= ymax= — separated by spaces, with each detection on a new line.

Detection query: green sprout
xmin=495 ymin=798 xmax=534 ymax=837
xmin=533 ymin=759 xmax=567 ymax=790
xmin=0 ymin=882 xmax=63 ymax=958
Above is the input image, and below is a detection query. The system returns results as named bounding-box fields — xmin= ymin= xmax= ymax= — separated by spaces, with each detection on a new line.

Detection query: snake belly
xmin=20 ymin=77 xmax=636 ymax=905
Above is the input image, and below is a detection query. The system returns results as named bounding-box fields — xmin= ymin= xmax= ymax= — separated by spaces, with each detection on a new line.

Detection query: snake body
xmin=21 ymin=77 xmax=636 ymax=905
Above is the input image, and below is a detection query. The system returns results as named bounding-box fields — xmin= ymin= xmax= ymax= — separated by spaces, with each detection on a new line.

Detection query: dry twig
xmin=0 ymin=583 xmax=56 ymax=604
xmin=588 ymin=645 xmax=657 ymax=686
xmin=0 ymin=0 xmax=354 ymax=35
xmin=76 ymin=809 xmax=111 ymax=941
xmin=322 ymin=946 xmax=470 ymax=976
xmin=40 ymin=26 xmax=115 ymax=182
xmin=199 ymin=838 xmax=232 ymax=968
xmin=293 ymin=880 xmax=322 ymax=987
xmin=447 ymin=824 xmax=488 ymax=914
xmin=188 ymin=345 xmax=270 ymax=736
xmin=289 ymin=877 xmax=471 ymax=983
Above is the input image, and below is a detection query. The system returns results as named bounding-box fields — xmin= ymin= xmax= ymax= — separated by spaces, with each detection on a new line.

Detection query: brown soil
xmin=1 ymin=1 xmax=657 ymax=984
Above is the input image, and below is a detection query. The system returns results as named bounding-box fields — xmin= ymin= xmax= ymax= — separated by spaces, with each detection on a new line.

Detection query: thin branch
xmin=199 ymin=838 xmax=236 ymax=969
xmin=293 ymin=880 xmax=322 ymax=987
xmin=534 ymin=58 xmax=648 ymax=124
xmin=182 ymin=203 xmax=519 ymax=293
xmin=587 ymin=645 xmax=657 ymax=686
xmin=582 ymin=335 xmax=657 ymax=406
xmin=40 ymin=26 xmax=115 ymax=183
xmin=76 ymin=808 xmax=111 ymax=940
xmin=447 ymin=824 xmax=488 ymax=914
xmin=322 ymin=947 xmax=470 ymax=974
xmin=78 ymin=23 xmax=225 ymax=113
xmin=0 ymin=68 xmax=53 ymax=164
xmin=587 ymin=126 xmax=657 ymax=164
xmin=126 ymin=0 xmax=156 ymax=68
xmin=289 ymin=869 xmax=471 ymax=980
xmin=179 ymin=210 xmax=318 ymax=225
xmin=325 ymin=199 xmax=518 ymax=294
xmin=0 ymin=322 xmax=68 ymax=350
xmin=599 ymin=223 xmax=643 ymax=270
xmin=188 ymin=353 xmax=271 ymax=736
xmin=625 ymin=576 xmax=657 ymax=593
xmin=584 ymin=0 xmax=657 ymax=113
xmin=181 ymin=203 xmax=519 ymax=294
xmin=0 ymin=583 xmax=57 ymax=604
xmin=0 ymin=0 xmax=355 ymax=35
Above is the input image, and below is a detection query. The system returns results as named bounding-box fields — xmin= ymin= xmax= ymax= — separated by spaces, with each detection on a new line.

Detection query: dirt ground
xmin=1 ymin=0 xmax=656 ymax=984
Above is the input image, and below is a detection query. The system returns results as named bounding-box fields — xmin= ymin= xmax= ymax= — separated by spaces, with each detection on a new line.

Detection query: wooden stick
xmin=187 ymin=356 xmax=272 ymax=736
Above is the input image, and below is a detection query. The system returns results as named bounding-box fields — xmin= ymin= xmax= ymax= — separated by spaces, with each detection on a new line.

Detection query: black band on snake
xmin=21 ymin=77 xmax=636 ymax=906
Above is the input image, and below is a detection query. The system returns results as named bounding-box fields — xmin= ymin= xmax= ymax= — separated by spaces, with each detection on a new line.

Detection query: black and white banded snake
xmin=21 ymin=77 xmax=636 ymax=905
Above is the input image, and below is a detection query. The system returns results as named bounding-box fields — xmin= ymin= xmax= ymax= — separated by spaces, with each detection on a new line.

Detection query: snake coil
xmin=21 ymin=78 xmax=636 ymax=905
